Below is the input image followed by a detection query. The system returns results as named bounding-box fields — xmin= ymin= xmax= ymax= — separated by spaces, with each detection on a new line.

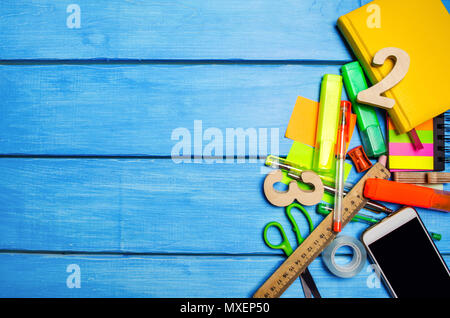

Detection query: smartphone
xmin=362 ymin=207 xmax=450 ymax=298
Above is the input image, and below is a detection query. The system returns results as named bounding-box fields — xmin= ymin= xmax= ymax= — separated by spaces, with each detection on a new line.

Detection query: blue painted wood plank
xmin=1 ymin=158 xmax=448 ymax=254
xmin=0 ymin=64 xmax=353 ymax=156
xmin=0 ymin=252 xmax=407 ymax=298
xmin=0 ymin=0 xmax=360 ymax=61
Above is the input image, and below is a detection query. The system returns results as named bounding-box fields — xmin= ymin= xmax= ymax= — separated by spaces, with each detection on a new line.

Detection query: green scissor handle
xmin=286 ymin=203 xmax=314 ymax=245
xmin=263 ymin=203 xmax=320 ymax=298
xmin=263 ymin=221 xmax=294 ymax=257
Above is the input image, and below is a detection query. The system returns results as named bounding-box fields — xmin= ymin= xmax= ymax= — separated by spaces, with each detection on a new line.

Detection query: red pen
xmin=364 ymin=179 xmax=450 ymax=212
xmin=333 ymin=101 xmax=352 ymax=232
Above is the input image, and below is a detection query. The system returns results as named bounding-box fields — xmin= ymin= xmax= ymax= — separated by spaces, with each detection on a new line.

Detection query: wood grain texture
xmin=1 ymin=0 xmax=449 ymax=299
xmin=0 ymin=252 xmax=405 ymax=298
xmin=0 ymin=158 xmax=448 ymax=254
xmin=0 ymin=64 xmax=354 ymax=156
xmin=0 ymin=0 xmax=360 ymax=61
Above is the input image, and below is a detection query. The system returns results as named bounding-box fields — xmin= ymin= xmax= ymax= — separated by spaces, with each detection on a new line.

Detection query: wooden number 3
xmin=263 ymin=169 xmax=324 ymax=207
xmin=357 ymin=47 xmax=410 ymax=109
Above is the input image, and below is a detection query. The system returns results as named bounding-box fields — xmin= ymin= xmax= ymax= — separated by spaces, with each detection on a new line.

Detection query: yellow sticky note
xmin=389 ymin=156 xmax=434 ymax=171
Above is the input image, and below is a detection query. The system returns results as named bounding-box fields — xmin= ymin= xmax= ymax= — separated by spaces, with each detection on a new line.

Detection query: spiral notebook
xmin=387 ymin=112 xmax=447 ymax=171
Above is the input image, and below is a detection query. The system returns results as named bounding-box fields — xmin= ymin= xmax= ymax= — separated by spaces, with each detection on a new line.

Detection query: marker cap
xmin=333 ymin=221 xmax=342 ymax=233
xmin=364 ymin=179 xmax=450 ymax=212
xmin=363 ymin=125 xmax=387 ymax=158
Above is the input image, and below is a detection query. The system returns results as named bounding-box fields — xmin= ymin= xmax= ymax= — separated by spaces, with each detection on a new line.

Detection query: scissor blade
xmin=299 ymin=275 xmax=312 ymax=298
xmin=300 ymin=268 xmax=321 ymax=298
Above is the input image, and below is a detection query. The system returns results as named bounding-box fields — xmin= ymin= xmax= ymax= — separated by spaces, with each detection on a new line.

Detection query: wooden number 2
xmin=263 ymin=169 xmax=324 ymax=207
xmin=357 ymin=47 xmax=410 ymax=109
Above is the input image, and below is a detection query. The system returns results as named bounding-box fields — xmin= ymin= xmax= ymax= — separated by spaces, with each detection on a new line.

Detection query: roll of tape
xmin=322 ymin=235 xmax=367 ymax=278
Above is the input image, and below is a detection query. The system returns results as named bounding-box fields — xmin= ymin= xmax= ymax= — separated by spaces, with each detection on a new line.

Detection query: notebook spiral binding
xmin=438 ymin=111 xmax=449 ymax=164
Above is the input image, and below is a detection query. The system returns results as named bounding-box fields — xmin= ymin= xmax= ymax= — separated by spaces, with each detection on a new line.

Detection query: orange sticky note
xmin=285 ymin=96 xmax=319 ymax=147
xmin=285 ymin=96 xmax=357 ymax=152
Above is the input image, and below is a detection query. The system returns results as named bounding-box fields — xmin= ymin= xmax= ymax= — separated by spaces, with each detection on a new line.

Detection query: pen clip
xmin=342 ymin=100 xmax=352 ymax=143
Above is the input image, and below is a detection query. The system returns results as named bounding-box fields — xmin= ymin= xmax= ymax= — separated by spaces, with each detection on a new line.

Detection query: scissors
xmin=263 ymin=202 xmax=321 ymax=298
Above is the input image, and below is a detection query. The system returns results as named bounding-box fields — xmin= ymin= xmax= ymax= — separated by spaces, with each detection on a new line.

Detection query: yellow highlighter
xmin=312 ymin=74 xmax=343 ymax=174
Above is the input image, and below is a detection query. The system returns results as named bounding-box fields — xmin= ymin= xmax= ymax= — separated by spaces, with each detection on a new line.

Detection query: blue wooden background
xmin=0 ymin=0 xmax=449 ymax=298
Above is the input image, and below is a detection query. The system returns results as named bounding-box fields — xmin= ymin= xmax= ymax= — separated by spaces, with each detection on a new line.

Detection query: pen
xmin=333 ymin=101 xmax=351 ymax=232
xmin=318 ymin=203 xmax=379 ymax=224
xmin=265 ymin=155 xmax=336 ymax=186
xmin=322 ymin=184 xmax=392 ymax=214
xmin=316 ymin=203 xmax=441 ymax=241
xmin=264 ymin=155 xmax=393 ymax=214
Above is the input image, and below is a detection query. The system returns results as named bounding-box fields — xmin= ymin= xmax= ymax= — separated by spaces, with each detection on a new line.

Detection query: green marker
xmin=313 ymin=74 xmax=343 ymax=174
xmin=316 ymin=203 xmax=442 ymax=241
xmin=317 ymin=203 xmax=379 ymax=224
xmin=341 ymin=62 xmax=386 ymax=158
xmin=430 ymin=232 xmax=442 ymax=241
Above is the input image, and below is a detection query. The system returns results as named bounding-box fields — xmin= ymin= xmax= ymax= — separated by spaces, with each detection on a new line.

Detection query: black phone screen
xmin=368 ymin=217 xmax=450 ymax=297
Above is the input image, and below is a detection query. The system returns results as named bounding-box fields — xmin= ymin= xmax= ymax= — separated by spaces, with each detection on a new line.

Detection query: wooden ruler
xmin=253 ymin=163 xmax=390 ymax=298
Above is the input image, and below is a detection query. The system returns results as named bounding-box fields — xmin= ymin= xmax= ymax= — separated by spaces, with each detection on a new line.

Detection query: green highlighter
xmin=313 ymin=74 xmax=343 ymax=174
xmin=341 ymin=61 xmax=386 ymax=158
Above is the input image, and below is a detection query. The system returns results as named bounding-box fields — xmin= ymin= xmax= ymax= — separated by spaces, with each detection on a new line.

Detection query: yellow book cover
xmin=337 ymin=0 xmax=450 ymax=134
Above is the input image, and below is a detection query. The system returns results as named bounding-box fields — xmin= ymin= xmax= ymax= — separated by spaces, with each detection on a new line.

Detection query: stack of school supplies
xmin=282 ymin=96 xmax=356 ymax=203
xmin=255 ymin=0 xmax=449 ymax=299
xmin=338 ymin=0 xmax=449 ymax=172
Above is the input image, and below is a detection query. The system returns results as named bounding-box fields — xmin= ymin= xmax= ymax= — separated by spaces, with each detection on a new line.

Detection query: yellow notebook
xmin=337 ymin=0 xmax=450 ymax=134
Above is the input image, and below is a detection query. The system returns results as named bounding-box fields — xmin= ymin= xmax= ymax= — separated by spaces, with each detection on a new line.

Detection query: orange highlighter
xmin=364 ymin=179 xmax=450 ymax=212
